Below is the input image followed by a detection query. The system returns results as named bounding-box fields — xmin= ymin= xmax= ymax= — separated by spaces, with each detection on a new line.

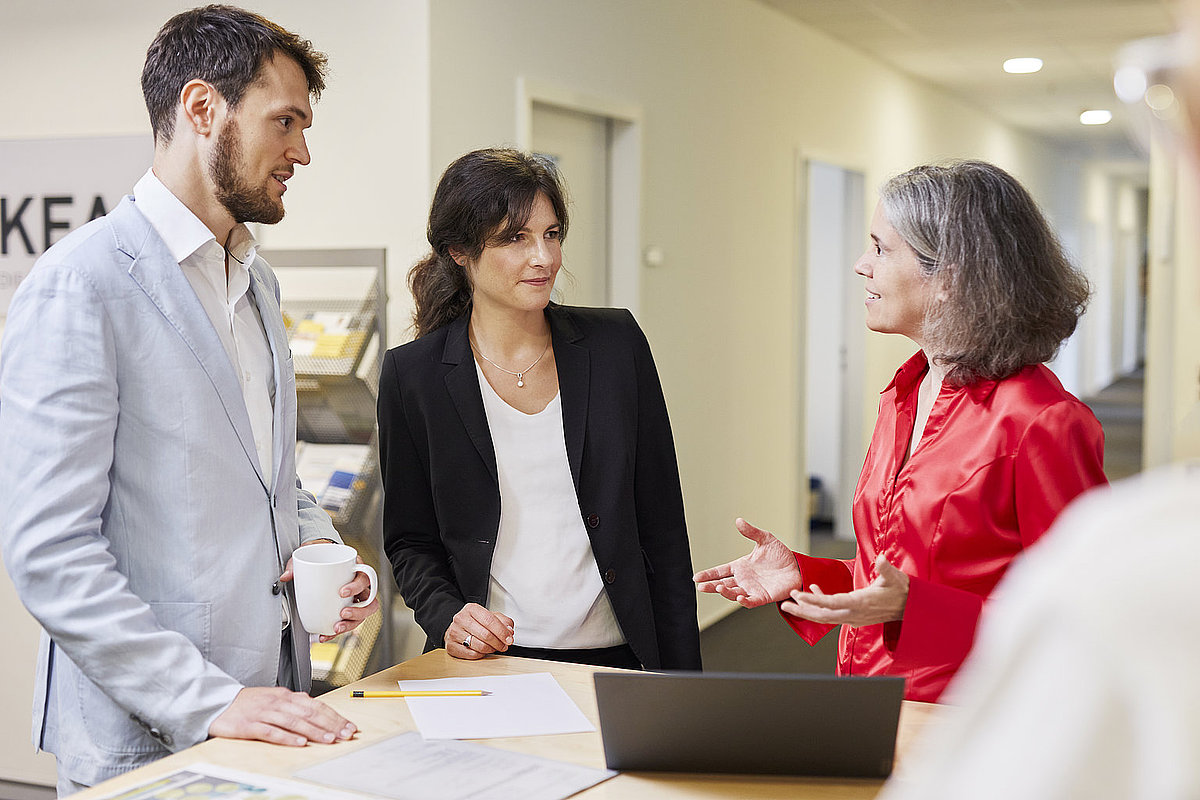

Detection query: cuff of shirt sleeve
xmin=779 ymin=553 xmax=854 ymax=645
xmin=189 ymin=682 xmax=246 ymax=751
xmin=779 ymin=602 xmax=838 ymax=645
xmin=885 ymin=575 xmax=982 ymax=671
xmin=795 ymin=552 xmax=854 ymax=594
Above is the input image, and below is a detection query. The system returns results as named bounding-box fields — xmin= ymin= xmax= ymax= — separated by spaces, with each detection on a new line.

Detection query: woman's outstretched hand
xmin=780 ymin=554 xmax=909 ymax=627
xmin=693 ymin=518 xmax=802 ymax=607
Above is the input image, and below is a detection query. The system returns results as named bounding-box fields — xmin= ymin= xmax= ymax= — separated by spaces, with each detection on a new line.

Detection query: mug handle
xmin=350 ymin=563 xmax=378 ymax=608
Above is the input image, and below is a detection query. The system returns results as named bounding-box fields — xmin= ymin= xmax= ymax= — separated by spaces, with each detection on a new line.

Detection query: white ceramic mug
xmin=292 ymin=543 xmax=378 ymax=636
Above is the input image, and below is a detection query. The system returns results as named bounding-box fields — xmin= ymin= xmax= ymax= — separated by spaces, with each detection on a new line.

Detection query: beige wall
xmin=0 ymin=1 xmax=430 ymax=785
xmin=0 ymin=1 xmax=430 ymax=339
xmin=429 ymin=0 xmax=1075 ymax=627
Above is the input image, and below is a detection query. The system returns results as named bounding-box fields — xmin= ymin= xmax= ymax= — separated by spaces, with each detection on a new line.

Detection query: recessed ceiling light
xmin=1003 ymin=57 xmax=1043 ymax=74
xmin=1079 ymin=109 xmax=1113 ymax=125
xmin=1114 ymin=65 xmax=1149 ymax=104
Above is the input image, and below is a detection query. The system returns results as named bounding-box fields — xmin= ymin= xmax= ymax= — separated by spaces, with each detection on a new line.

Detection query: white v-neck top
xmin=476 ymin=362 xmax=623 ymax=648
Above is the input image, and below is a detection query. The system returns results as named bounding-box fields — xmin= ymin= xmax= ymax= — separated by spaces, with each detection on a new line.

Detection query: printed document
xmin=93 ymin=762 xmax=372 ymax=800
xmin=295 ymin=731 xmax=615 ymax=800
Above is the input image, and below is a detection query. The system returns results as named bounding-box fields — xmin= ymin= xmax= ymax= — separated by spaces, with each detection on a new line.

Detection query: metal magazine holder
xmin=264 ymin=248 xmax=394 ymax=690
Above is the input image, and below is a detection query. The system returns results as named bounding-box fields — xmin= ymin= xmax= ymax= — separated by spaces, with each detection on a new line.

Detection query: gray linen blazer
xmin=0 ymin=195 xmax=338 ymax=785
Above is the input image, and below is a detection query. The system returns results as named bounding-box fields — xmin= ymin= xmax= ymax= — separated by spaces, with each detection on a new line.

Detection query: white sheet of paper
xmin=399 ymin=672 xmax=595 ymax=739
xmin=294 ymin=731 xmax=615 ymax=800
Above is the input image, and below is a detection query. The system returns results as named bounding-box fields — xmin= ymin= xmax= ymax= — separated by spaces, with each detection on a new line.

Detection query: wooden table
xmin=72 ymin=651 xmax=938 ymax=799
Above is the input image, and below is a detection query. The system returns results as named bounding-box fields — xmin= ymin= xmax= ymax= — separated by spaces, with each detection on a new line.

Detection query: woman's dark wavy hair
xmin=142 ymin=4 xmax=327 ymax=144
xmin=880 ymin=160 xmax=1091 ymax=386
xmin=409 ymin=148 xmax=569 ymax=338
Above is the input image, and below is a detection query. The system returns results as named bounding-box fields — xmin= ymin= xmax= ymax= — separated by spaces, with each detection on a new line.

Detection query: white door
xmin=804 ymin=161 xmax=866 ymax=541
xmin=531 ymin=101 xmax=611 ymax=307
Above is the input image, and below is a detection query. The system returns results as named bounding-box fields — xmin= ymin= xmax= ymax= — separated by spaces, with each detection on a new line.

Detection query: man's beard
xmin=210 ymin=118 xmax=285 ymax=225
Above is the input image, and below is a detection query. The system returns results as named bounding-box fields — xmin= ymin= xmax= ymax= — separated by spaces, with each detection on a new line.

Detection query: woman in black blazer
xmin=377 ymin=149 xmax=701 ymax=670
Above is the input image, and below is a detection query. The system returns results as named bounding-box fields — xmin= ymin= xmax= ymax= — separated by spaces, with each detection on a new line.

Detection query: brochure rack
xmin=265 ymin=248 xmax=394 ymax=689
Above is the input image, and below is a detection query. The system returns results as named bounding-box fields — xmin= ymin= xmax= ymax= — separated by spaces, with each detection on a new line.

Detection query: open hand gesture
xmin=693 ymin=518 xmax=802 ymax=607
xmin=780 ymin=554 xmax=909 ymax=627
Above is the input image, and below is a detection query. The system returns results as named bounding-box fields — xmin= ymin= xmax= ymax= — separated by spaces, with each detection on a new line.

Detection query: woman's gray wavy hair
xmin=880 ymin=160 xmax=1090 ymax=386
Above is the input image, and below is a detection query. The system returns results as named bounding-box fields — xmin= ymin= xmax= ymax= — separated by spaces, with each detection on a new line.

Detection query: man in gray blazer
xmin=0 ymin=6 xmax=377 ymax=794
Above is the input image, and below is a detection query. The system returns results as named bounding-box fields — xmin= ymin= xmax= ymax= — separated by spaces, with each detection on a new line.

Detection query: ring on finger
xmin=462 ymin=634 xmax=472 ymax=649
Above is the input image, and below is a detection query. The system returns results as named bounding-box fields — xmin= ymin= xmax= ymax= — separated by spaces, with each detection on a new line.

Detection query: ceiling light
xmin=1003 ymin=57 xmax=1043 ymax=74
xmin=1113 ymin=65 xmax=1149 ymax=104
xmin=1079 ymin=109 xmax=1112 ymax=125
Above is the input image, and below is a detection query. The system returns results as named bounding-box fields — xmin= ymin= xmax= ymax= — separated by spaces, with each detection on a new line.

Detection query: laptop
xmin=593 ymin=671 xmax=905 ymax=778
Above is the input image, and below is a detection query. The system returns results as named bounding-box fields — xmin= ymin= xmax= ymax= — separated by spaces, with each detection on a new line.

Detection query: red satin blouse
xmin=784 ymin=352 xmax=1107 ymax=702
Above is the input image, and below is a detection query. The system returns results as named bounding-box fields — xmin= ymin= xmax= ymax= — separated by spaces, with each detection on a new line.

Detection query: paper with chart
xmin=294 ymin=731 xmax=615 ymax=800
xmin=93 ymin=762 xmax=372 ymax=800
xmin=400 ymin=672 xmax=595 ymax=739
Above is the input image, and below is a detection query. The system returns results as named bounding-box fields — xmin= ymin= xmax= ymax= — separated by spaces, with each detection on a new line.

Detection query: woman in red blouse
xmin=695 ymin=161 xmax=1108 ymax=702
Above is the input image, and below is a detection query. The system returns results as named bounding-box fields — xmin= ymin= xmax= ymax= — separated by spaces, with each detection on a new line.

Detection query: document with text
xmin=295 ymin=731 xmax=616 ymax=800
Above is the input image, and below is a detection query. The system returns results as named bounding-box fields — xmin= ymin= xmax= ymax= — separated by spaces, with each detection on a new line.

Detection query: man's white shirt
xmin=133 ymin=169 xmax=275 ymax=476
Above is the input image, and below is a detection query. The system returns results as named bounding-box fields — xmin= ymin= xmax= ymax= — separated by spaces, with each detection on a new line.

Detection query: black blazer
xmin=377 ymin=305 xmax=701 ymax=669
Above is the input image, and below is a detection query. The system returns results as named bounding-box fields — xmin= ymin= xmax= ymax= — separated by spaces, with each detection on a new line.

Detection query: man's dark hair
xmin=141 ymin=4 xmax=328 ymax=143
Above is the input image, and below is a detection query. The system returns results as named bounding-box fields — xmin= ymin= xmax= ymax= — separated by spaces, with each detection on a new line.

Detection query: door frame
xmin=517 ymin=78 xmax=643 ymax=315
xmin=796 ymin=151 xmax=870 ymax=543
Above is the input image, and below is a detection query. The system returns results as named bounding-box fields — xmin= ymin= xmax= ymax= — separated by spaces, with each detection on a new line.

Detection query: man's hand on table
xmin=209 ymin=686 xmax=357 ymax=746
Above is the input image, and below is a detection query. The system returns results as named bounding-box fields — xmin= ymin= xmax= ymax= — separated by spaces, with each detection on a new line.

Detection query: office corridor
xmin=1081 ymin=367 xmax=1145 ymax=482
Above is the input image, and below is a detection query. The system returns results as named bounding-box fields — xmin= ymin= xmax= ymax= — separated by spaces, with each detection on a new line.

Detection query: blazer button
xmin=271 ymin=581 xmax=282 ymax=596
xmin=130 ymin=715 xmax=174 ymax=748
xmin=604 ymin=568 xmax=616 ymax=584
xmin=587 ymin=514 xmax=600 ymax=528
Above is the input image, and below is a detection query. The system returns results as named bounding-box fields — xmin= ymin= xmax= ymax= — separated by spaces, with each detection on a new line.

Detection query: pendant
xmin=516 ymin=373 xmax=525 ymax=388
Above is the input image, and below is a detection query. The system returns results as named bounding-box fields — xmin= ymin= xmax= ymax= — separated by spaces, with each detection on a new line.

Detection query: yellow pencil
xmin=350 ymin=690 xmax=491 ymax=698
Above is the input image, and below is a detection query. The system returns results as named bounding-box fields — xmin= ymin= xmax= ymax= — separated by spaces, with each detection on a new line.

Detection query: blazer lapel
xmin=114 ymin=197 xmax=267 ymax=491
xmin=442 ymin=316 xmax=499 ymax=482
xmin=550 ymin=307 xmax=589 ymax=492
xmin=247 ymin=262 xmax=289 ymax=494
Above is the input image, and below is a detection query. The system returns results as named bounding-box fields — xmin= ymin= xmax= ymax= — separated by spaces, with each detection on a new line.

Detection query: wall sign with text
xmin=1 ymin=135 xmax=152 ymax=315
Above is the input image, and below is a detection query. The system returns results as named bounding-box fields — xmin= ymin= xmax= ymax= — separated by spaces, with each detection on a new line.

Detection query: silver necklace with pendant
xmin=472 ymin=339 xmax=551 ymax=388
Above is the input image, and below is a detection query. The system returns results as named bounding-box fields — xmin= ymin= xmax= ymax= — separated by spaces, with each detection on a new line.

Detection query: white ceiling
xmin=755 ymin=0 xmax=1177 ymax=147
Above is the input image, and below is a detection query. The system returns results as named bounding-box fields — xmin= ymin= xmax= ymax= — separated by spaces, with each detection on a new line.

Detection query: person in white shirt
xmin=0 ymin=6 xmax=376 ymax=795
xmin=877 ymin=466 xmax=1200 ymax=800
xmin=378 ymin=149 xmax=701 ymax=671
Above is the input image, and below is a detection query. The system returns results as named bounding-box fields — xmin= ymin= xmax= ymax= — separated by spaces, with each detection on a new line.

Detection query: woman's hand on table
xmin=693 ymin=517 xmax=802 ymax=607
xmin=780 ymin=554 xmax=909 ymax=626
xmin=445 ymin=603 xmax=515 ymax=659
